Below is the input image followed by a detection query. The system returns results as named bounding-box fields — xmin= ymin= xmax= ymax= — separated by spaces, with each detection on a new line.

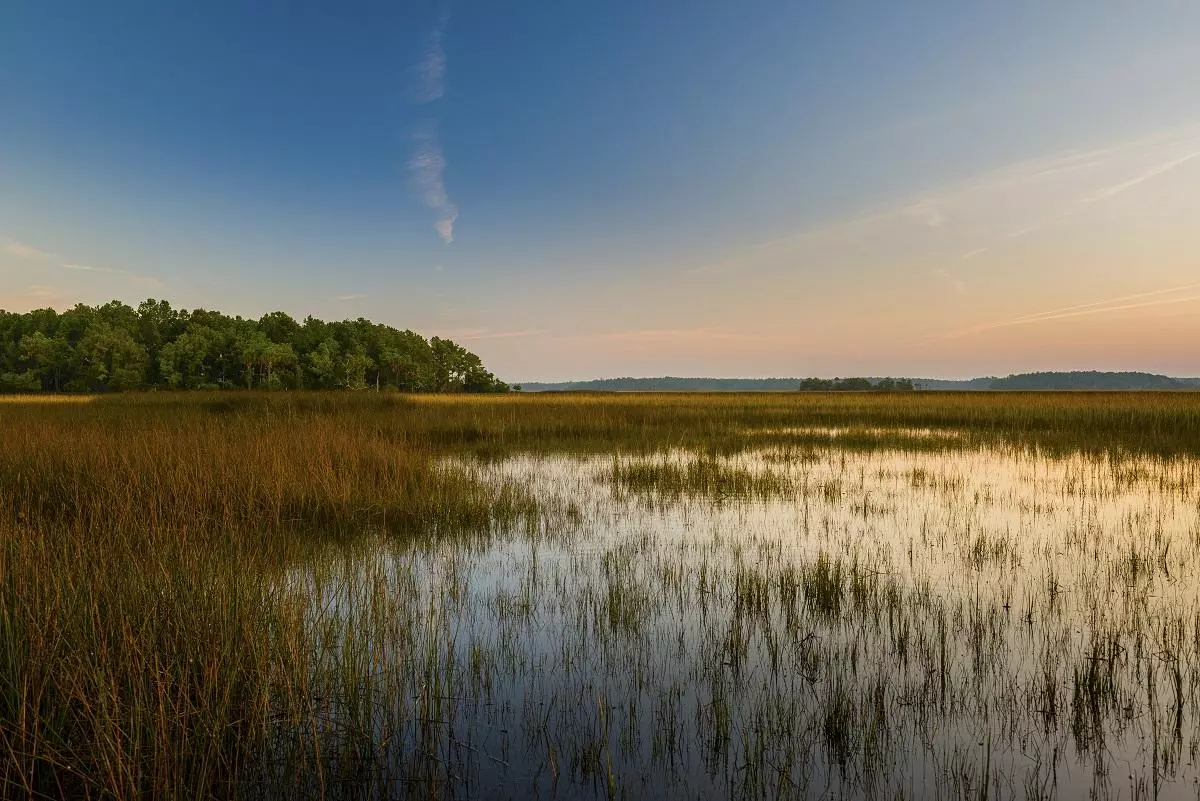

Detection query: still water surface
xmin=301 ymin=439 xmax=1200 ymax=799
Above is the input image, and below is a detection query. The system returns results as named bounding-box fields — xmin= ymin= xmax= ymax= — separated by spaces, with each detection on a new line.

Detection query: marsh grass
xmin=3 ymin=390 xmax=1200 ymax=799
xmin=405 ymin=390 xmax=1200 ymax=457
xmin=371 ymin=440 xmax=1200 ymax=798
xmin=0 ymin=393 xmax=542 ymax=799
xmin=607 ymin=453 xmax=793 ymax=503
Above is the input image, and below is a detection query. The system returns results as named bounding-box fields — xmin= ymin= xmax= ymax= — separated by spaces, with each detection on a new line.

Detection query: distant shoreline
xmin=520 ymin=371 xmax=1200 ymax=393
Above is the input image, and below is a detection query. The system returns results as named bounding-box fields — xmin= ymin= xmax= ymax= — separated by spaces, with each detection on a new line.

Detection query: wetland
xmin=4 ymin=392 xmax=1200 ymax=799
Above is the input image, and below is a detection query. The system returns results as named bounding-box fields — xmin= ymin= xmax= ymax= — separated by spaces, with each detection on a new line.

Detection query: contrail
xmin=1084 ymin=151 xmax=1200 ymax=203
xmin=994 ymin=294 xmax=1200 ymax=327
xmin=997 ymin=282 xmax=1200 ymax=326
xmin=925 ymin=283 xmax=1200 ymax=343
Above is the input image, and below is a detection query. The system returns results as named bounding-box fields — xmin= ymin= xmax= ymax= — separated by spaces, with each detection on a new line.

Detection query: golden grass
xmin=0 ymin=394 xmax=96 ymax=405
xmin=2 ymin=389 xmax=1199 ymax=798
xmin=412 ymin=389 xmax=1200 ymax=455
xmin=0 ymin=393 xmax=537 ymax=799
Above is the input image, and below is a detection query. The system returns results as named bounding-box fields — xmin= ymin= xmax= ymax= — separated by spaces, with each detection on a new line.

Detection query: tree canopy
xmin=796 ymin=377 xmax=914 ymax=392
xmin=0 ymin=300 xmax=510 ymax=393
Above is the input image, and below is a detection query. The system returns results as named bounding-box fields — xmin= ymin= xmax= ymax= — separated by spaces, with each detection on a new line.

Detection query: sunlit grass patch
xmin=0 ymin=393 xmax=96 ymax=404
xmin=607 ymin=452 xmax=793 ymax=502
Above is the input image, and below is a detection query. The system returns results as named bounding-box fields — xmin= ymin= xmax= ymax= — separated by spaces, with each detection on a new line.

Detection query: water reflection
xmin=296 ymin=438 xmax=1200 ymax=799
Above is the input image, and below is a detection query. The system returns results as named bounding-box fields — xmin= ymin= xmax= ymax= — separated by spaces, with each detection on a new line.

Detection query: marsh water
xmin=294 ymin=433 xmax=1200 ymax=799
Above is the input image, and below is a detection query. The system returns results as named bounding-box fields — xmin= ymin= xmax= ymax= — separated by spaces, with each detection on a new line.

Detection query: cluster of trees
xmin=796 ymin=377 xmax=915 ymax=391
xmin=0 ymin=299 xmax=511 ymax=393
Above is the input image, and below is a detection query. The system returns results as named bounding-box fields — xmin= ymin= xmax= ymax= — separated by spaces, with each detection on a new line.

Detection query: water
xmin=298 ymin=438 xmax=1200 ymax=799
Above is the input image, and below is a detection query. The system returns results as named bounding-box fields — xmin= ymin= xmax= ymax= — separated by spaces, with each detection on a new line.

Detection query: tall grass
xmin=0 ymin=393 xmax=538 ymax=799
xmin=2 ymin=389 xmax=1200 ymax=798
xmin=406 ymin=390 xmax=1200 ymax=456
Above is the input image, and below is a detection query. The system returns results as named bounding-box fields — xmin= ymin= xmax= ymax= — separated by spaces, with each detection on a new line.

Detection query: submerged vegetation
xmin=4 ymin=391 xmax=1200 ymax=798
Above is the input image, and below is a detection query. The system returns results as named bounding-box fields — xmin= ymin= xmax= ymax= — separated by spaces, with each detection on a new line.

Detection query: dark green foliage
xmin=0 ymin=299 xmax=510 ymax=393
xmin=797 ymin=376 xmax=914 ymax=391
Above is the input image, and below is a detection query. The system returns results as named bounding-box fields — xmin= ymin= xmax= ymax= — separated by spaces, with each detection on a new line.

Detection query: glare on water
xmin=296 ymin=434 xmax=1200 ymax=799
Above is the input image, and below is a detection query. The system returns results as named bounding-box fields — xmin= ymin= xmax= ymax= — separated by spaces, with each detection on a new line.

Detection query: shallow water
xmin=298 ymin=437 xmax=1200 ymax=799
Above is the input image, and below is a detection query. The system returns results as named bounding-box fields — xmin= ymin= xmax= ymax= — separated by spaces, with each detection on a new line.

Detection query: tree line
xmin=987 ymin=371 xmax=1197 ymax=390
xmin=519 ymin=376 xmax=918 ymax=392
xmin=796 ymin=377 xmax=914 ymax=391
xmin=0 ymin=299 xmax=511 ymax=393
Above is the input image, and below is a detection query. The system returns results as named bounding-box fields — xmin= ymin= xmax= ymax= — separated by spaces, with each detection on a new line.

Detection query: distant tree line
xmin=521 ymin=372 xmax=1200 ymax=393
xmin=0 ymin=299 xmax=511 ymax=393
xmin=519 ymin=376 xmax=918 ymax=392
xmin=522 ymin=377 xmax=817 ymax=392
xmin=987 ymin=371 xmax=1196 ymax=390
xmin=797 ymin=377 xmax=914 ymax=391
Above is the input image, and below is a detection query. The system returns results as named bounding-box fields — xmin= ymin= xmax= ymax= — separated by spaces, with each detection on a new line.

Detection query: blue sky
xmin=3 ymin=2 xmax=1200 ymax=380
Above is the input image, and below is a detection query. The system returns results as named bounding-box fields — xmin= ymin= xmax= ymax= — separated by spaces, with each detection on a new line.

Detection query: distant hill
xmin=519 ymin=376 xmax=912 ymax=392
xmin=521 ymin=372 xmax=1200 ymax=392
xmin=520 ymin=377 xmax=809 ymax=392
xmin=988 ymin=371 xmax=1200 ymax=390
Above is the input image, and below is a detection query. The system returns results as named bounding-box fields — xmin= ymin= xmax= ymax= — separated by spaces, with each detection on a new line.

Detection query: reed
xmin=3 ymin=390 xmax=1200 ymax=798
xmin=0 ymin=393 xmax=537 ymax=798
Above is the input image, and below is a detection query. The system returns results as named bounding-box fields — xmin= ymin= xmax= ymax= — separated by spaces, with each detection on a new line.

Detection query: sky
xmin=2 ymin=2 xmax=1199 ymax=381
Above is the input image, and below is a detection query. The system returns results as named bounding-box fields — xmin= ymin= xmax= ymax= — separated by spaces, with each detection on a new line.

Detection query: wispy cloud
xmin=932 ymin=268 xmax=966 ymax=296
xmin=0 ymin=284 xmax=65 ymax=311
xmin=409 ymin=123 xmax=459 ymax=244
xmin=3 ymin=237 xmax=162 ymax=288
xmin=688 ymin=195 xmax=955 ymax=277
xmin=407 ymin=12 xmax=458 ymax=244
xmin=410 ymin=11 xmax=449 ymax=103
xmin=689 ymin=121 xmax=1200 ymax=277
xmin=599 ymin=327 xmax=754 ymax=344
xmin=22 ymin=285 xmax=59 ymax=300
xmin=687 ymin=206 xmax=912 ymax=276
xmin=1082 ymin=151 xmax=1200 ymax=203
xmin=461 ymin=329 xmax=547 ymax=341
xmin=2 ymin=240 xmax=59 ymax=262
xmin=61 ymin=262 xmax=162 ymax=288
xmin=928 ymin=282 xmax=1200 ymax=342
xmin=334 ymin=293 xmax=367 ymax=301
xmin=906 ymin=200 xmax=944 ymax=228
xmin=433 ymin=327 xmax=547 ymax=341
